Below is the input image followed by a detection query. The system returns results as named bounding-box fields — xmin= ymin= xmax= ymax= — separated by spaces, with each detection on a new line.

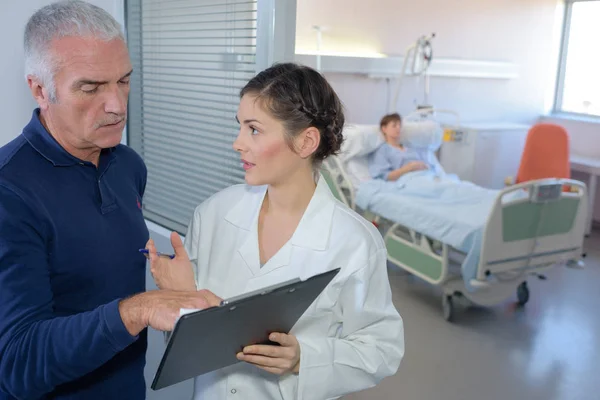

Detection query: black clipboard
xmin=151 ymin=268 xmax=340 ymax=391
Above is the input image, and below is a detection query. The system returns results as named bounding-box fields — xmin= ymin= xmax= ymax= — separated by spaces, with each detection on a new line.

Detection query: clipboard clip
xmin=219 ymin=284 xmax=299 ymax=308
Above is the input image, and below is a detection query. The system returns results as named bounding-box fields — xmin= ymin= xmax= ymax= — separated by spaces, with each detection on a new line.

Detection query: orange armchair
xmin=517 ymin=123 xmax=570 ymax=183
xmin=506 ymin=123 xmax=571 ymax=187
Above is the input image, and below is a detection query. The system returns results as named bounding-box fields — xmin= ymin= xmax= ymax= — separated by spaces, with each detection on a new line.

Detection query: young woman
xmin=147 ymin=63 xmax=404 ymax=399
xmin=369 ymin=112 xmax=437 ymax=181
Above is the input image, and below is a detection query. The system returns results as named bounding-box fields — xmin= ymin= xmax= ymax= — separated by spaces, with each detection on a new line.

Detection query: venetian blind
xmin=126 ymin=0 xmax=257 ymax=233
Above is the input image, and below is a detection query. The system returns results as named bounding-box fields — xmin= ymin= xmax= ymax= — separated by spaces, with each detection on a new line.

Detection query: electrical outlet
xmin=453 ymin=130 xmax=464 ymax=142
xmin=443 ymin=129 xmax=466 ymax=142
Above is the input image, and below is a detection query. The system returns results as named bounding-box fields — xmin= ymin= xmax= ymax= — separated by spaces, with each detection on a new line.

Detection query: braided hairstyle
xmin=240 ymin=63 xmax=345 ymax=166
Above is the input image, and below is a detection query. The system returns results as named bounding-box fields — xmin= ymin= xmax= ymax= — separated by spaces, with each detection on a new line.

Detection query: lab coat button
xmin=230 ymin=389 xmax=237 ymax=394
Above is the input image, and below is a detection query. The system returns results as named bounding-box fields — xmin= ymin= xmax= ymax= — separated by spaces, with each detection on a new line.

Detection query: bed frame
xmin=321 ymin=156 xmax=587 ymax=321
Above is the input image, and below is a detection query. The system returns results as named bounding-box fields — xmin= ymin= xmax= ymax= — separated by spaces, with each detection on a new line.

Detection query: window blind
xmin=126 ymin=0 xmax=257 ymax=233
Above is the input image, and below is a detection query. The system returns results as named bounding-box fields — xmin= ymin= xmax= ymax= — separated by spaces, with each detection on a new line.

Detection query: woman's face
xmin=233 ymin=94 xmax=307 ymax=186
xmin=382 ymin=120 xmax=401 ymax=142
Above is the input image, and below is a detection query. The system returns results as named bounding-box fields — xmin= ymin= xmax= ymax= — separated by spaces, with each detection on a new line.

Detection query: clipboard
xmin=151 ymin=267 xmax=340 ymax=390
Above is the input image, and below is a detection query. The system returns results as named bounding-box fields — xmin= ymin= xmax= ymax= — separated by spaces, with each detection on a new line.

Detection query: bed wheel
xmin=517 ymin=282 xmax=530 ymax=306
xmin=442 ymin=295 xmax=454 ymax=321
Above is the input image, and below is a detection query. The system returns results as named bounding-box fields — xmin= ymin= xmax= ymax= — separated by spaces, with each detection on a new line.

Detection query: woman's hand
xmin=145 ymin=232 xmax=196 ymax=291
xmin=406 ymin=161 xmax=428 ymax=172
xmin=387 ymin=161 xmax=428 ymax=181
xmin=237 ymin=332 xmax=301 ymax=375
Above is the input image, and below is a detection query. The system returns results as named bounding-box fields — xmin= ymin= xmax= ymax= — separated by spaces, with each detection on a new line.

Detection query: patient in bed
xmin=368 ymin=113 xmax=444 ymax=181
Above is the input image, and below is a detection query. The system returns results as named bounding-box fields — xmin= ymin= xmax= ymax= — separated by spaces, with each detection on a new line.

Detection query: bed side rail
xmin=473 ymin=178 xmax=587 ymax=286
xmin=322 ymin=156 xmax=357 ymax=209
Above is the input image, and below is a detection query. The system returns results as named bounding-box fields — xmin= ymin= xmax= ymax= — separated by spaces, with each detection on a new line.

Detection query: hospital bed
xmin=321 ymin=122 xmax=588 ymax=321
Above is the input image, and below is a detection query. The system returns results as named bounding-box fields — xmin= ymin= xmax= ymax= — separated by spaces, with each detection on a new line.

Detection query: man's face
xmin=33 ymin=36 xmax=132 ymax=153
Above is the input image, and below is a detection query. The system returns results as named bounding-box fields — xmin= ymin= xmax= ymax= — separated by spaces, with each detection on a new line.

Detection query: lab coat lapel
xmin=258 ymin=242 xmax=292 ymax=275
xmin=225 ymin=185 xmax=266 ymax=276
xmin=223 ymin=175 xmax=336 ymax=278
xmin=263 ymin=175 xmax=336 ymax=276
xmin=290 ymin=174 xmax=335 ymax=252
xmin=236 ymin=219 xmax=293 ymax=277
xmin=238 ymin=226 xmax=262 ymax=276
xmin=260 ymin=175 xmax=336 ymax=280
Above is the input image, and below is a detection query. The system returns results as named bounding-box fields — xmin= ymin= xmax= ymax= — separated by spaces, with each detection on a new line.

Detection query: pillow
xmin=345 ymin=155 xmax=371 ymax=188
xmin=399 ymin=120 xmax=443 ymax=151
xmin=339 ymin=124 xmax=383 ymax=162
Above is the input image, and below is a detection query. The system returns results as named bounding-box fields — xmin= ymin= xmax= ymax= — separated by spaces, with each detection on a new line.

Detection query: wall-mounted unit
xmin=294 ymin=53 xmax=519 ymax=80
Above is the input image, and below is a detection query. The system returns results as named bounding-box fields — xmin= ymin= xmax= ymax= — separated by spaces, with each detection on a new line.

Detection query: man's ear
xmin=296 ymin=127 xmax=321 ymax=159
xmin=27 ymin=75 xmax=52 ymax=110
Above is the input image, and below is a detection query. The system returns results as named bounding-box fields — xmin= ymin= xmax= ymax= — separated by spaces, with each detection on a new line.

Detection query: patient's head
xmin=234 ymin=63 xmax=345 ymax=186
xmin=380 ymin=113 xmax=402 ymax=143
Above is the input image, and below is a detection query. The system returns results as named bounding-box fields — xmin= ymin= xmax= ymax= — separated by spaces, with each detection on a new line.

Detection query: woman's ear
xmin=296 ymin=127 xmax=321 ymax=159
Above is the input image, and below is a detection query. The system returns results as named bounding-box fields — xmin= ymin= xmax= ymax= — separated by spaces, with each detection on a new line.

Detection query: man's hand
xmin=236 ymin=333 xmax=301 ymax=375
xmin=145 ymin=232 xmax=196 ymax=291
xmin=118 ymin=289 xmax=222 ymax=336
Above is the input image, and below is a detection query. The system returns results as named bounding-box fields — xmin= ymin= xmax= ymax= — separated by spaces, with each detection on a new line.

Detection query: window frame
xmin=122 ymin=0 xmax=297 ymax=233
xmin=553 ymin=0 xmax=600 ymax=119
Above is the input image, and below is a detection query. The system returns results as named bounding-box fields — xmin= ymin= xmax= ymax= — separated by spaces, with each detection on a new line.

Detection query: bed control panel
xmin=443 ymin=128 xmax=466 ymax=143
xmin=531 ymin=182 xmax=563 ymax=203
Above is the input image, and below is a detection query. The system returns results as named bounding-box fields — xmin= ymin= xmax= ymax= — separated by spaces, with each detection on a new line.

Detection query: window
xmin=125 ymin=0 xmax=295 ymax=233
xmin=554 ymin=0 xmax=600 ymax=117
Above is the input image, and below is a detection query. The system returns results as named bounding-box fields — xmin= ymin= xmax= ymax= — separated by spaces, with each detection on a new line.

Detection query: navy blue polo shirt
xmin=0 ymin=109 xmax=150 ymax=399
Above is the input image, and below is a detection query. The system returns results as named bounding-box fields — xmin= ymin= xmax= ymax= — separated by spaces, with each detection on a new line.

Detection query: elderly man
xmin=0 ymin=1 xmax=218 ymax=399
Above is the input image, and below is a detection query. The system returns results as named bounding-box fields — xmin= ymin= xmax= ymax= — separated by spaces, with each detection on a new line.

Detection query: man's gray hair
xmin=24 ymin=0 xmax=125 ymax=102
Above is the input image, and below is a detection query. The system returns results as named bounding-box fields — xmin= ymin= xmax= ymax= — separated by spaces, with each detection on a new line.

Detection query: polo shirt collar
xmin=22 ymin=108 xmax=117 ymax=167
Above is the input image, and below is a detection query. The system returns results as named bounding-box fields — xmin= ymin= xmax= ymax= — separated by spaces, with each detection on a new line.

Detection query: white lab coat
xmin=184 ymin=175 xmax=404 ymax=400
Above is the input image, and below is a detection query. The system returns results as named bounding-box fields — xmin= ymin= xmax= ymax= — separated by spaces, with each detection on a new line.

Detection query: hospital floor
xmin=144 ymin=230 xmax=600 ymax=400
xmin=346 ymin=230 xmax=600 ymax=400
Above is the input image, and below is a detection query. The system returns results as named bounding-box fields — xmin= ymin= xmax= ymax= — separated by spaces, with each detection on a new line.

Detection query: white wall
xmin=296 ymin=0 xmax=563 ymax=124
xmin=0 ymin=0 xmax=122 ymax=147
xmin=297 ymin=0 xmax=600 ymax=223
xmin=540 ymin=115 xmax=600 ymax=221
xmin=539 ymin=116 xmax=600 ymax=158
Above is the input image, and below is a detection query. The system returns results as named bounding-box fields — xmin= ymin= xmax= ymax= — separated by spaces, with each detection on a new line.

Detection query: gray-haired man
xmin=0 ymin=1 xmax=218 ymax=399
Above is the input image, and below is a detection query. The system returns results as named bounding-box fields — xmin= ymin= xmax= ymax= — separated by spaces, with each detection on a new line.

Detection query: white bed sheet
xmin=355 ymin=171 xmax=502 ymax=289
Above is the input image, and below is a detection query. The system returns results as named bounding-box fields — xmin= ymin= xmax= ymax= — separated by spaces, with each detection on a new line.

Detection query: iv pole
xmin=389 ymin=33 xmax=436 ymax=113
xmin=312 ymin=25 xmax=323 ymax=72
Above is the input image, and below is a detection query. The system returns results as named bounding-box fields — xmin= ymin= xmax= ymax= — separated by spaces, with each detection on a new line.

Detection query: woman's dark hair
xmin=240 ymin=63 xmax=345 ymax=165
xmin=380 ymin=113 xmax=402 ymax=129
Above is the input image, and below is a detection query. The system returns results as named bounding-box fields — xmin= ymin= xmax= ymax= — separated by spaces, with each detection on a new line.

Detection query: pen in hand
xmin=139 ymin=248 xmax=176 ymax=259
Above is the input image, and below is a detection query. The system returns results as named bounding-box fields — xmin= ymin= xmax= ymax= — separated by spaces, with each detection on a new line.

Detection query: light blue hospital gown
xmin=368 ymin=143 xmax=444 ymax=180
